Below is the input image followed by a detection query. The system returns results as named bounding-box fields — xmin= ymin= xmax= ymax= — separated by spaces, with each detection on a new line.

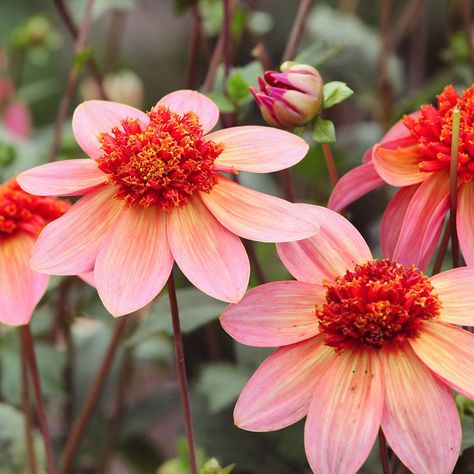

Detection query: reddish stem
xmin=321 ymin=143 xmax=339 ymax=187
xmin=282 ymin=0 xmax=314 ymax=61
xmin=378 ymin=429 xmax=391 ymax=474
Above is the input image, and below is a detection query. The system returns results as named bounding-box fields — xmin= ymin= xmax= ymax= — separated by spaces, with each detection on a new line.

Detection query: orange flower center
xmin=97 ymin=105 xmax=224 ymax=209
xmin=315 ymin=259 xmax=441 ymax=351
xmin=0 ymin=179 xmax=69 ymax=237
xmin=403 ymin=84 xmax=474 ymax=181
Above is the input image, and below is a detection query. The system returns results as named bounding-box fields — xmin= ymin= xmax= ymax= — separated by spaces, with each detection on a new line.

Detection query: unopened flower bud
xmin=250 ymin=63 xmax=323 ymax=129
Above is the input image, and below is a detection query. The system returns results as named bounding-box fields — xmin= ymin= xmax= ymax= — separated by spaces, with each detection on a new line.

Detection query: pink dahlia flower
xmin=221 ymin=204 xmax=474 ymax=474
xmin=329 ymin=85 xmax=474 ymax=269
xmin=0 ymin=178 xmax=69 ymax=325
xmin=18 ymin=90 xmax=317 ymax=317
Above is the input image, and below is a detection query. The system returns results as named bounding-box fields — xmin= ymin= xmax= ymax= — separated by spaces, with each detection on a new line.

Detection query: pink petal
xmin=72 ymin=100 xmax=149 ymax=159
xmin=200 ymin=177 xmax=318 ymax=243
xmin=410 ymin=321 xmax=474 ymax=399
xmin=79 ymin=272 xmax=95 ymax=287
xmin=304 ymin=349 xmax=383 ymax=474
xmin=328 ymin=162 xmax=384 ymax=211
xmin=372 ymin=144 xmax=427 ymax=186
xmin=221 ymin=281 xmax=323 ymax=347
xmin=430 ymin=267 xmax=474 ymax=326
xmin=209 ymin=126 xmax=308 ymax=173
xmin=277 ymin=204 xmax=372 ymax=283
xmin=392 ymin=171 xmax=449 ymax=270
xmin=31 ymin=185 xmax=123 ymax=274
xmin=380 ymin=185 xmax=419 ymax=259
xmin=17 ymin=159 xmax=106 ymax=196
xmin=457 ymin=181 xmax=474 ymax=265
xmin=380 ymin=343 xmax=460 ymax=474
xmin=158 ymin=90 xmax=219 ymax=134
xmin=0 ymin=234 xmax=48 ymax=325
xmin=94 ymin=206 xmax=173 ymax=317
xmin=234 ymin=335 xmax=333 ymax=431
xmin=167 ymin=195 xmax=249 ymax=303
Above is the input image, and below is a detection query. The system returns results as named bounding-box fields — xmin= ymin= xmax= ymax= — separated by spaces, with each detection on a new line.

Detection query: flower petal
xmin=31 ymin=185 xmax=123 ymax=274
xmin=380 ymin=185 xmax=419 ymax=259
xmin=209 ymin=126 xmax=308 ymax=173
xmin=430 ymin=267 xmax=474 ymax=325
xmin=234 ymin=335 xmax=333 ymax=431
xmin=158 ymin=90 xmax=219 ymax=134
xmin=0 ymin=234 xmax=48 ymax=325
xmin=277 ymin=204 xmax=372 ymax=283
xmin=17 ymin=159 xmax=106 ymax=196
xmin=167 ymin=195 xmax=249 ymax=303
xmin=372 ymin=144 xmax=427 ymax=186
xmin=72 ymin=100 xmax=149 ymax=159
xmin=304 ymin=349 xmax=383 ymax=474
xmin=328 ymin=162 xmax=384 ymax=211
xmin=221 ymin=281 xmax=323 ymax=347
xmin=410 ymin=321 xmax=474 ymax=399
xmin=94 ymin=206 xmax=173 ymax=317
xmin=457 ymin=181 xmax=474 ymax=265
xmin=380 ymin=343 xmax=460 ymax=474
xmin=200 ymin=177 xmax=318 ymax=243
xmin=380 ymin=111 xmax=420 ymax=145
xmin=392 ymin=171 xmax=449 ymax=270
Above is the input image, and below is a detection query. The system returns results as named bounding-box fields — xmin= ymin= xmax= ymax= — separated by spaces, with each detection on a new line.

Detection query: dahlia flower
xmin=0 ymin=178 xmax=68 ymax=325
xmin=329 ymin=85 xmax=474 ymax=269
xmin=221 ymin=205 xmax=474 ymax=474
xmin=18 ymin=90 xmax=317 ymax=317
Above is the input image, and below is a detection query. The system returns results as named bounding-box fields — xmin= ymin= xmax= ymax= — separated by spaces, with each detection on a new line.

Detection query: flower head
xmin=250 ymin=63 xmax=323 ymax=130
xmin=0 ymin=178 xmax=69 ymax=325
xmin=329 ymin=84 xmax=474 ymax=269
xmin=221 ymin=205 xmax=474 ymax=474
xmin=18 ymin=90 xmax=318 ymax=317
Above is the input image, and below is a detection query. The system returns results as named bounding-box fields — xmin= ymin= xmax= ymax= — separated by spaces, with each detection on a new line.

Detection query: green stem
xmin=449 ymin=108 xmax=461 ymax=268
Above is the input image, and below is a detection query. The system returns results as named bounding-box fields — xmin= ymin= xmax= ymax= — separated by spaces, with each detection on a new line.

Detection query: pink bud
xmin=4 ymin=101 xmax=32 ymax=138
xmin=250 ymin=63 xmax=323 ymax=129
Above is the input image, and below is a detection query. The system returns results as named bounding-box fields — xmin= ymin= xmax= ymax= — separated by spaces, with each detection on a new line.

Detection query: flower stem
xmin=186 ymin=3 xmax=203 ymax=89
xmin=378 ymin=429 xmax=391 ymax=474
xmin=431 ymin=222 xmax=450 ymax=276
xmin=462 ymin=0 xmax=474 ymax=73
xmin=280 ymin=168 xmax=295 ymax=202
xmin=282 ymin=0 xmax=314 ymax=61
xmin=59 ymin=317 xmax=128 ymax=474
xmin=321 ymin=143 xmax=339 ymax=187
xmin=20 ymin=326 xmax=58 ymax=474
xmin=167 ymin=271 xmax=198 ymax=474
xmin=449 ymin=107 xmax=461 ymax=268
xmin=19 ymin=330 xmax=38 ymax=474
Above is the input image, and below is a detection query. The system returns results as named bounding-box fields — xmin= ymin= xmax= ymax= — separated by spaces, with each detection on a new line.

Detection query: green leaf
xmin=205 ymin=92 xmax=235 ymax=113
xmin=226 ymin=73 xmax=250 ymax=103
xmin=323 ymin=81 xmax=353 ymax=109
xmin=462 ymin=417 xmax=474 ymax=453
xmin=311 ymin=117 xmax=336 ymax=144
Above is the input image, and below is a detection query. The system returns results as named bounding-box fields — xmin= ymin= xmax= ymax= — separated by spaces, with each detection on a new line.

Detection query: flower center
xmin=97 ymin=105 xmax=224 ymax=209
xmin=403 ymin=84 xmax=474 ymax=181
xmin=0 ymin=179 xmax=69 ymax=237
xmin=315 ymin=259 xmax=441 ymax=351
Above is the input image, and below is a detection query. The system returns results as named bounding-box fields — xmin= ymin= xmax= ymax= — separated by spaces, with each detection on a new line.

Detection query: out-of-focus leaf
xmin=323 ymin=81 xmax=353 ymax=109
xmin=205 ymin=92 xmax=235 ymax=113
xmin=247 ymin=11 xmax=273 ymax=35
xmin=196 ymin=363 xmax=248 ymax=413
xmin=134 ymin=335 xmax=173 ymax=364
xmin=226 ymin=73 xmax=250 ymax=103
xmin=462 ymin=417 xmax=474 ymax=454
xmin=312 ymin=117 xmax=336 ymax=144
xmin=294 ymin=40 xmax=346 ymax=67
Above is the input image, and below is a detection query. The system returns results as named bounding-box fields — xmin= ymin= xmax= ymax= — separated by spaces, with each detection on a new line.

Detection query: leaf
xmin=323 ymin=81 xmax=353 ymax=108
xmin=226 ymin=73 xmax=250 ymax=103
xmin=462 ymin=417 xmax=474 ymax=454
xmin=205 ymin=92 xmax=235 ymax=113
xmin=312 ymin=117 xmax=336 ymax=144
xmin=196 ymin=363 xmax=248 ymax=413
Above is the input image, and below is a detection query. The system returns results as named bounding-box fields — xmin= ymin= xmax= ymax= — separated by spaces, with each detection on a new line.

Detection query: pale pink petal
xmin=221 ymin=281 xmax=323 ymax=347
xmin=72 ymin=100 xmax=149 ymax=159
xmin=209 ymin=126 xmax=308 ymax=173
xmin=457 ymin=181 xmax=474 ymax=265
xmin=372 ymin=144 xmax=427 ymax=186
xmin=380 ymin=343 xmax=460 ymax=474
xmin=410 ymin=321 xmax=474 ymax=399
xmin=234 ymin=335 xmax=334 ymax=431
xmin=200 ymin=177 xmax=318 ymax=243
xmin=380 ymin=185 xmax=419 ymax=259
xmin=328 ymin=162 xmax=384 ymax=211
xmin=94 ymin=206 xmax=173 ymax=317
xmin=17 ymin=159 xmax=106 ymax=196
xmin=430 ymin=267 xmax=474 ymax=325
xmin=277 ymin=204 xmax=372 ymax=283
xmin=158 ymin=90 xmax=219 ymax=134
xmin=167 ymin=195 xmax=249 ymax=303
xmin=392 ymin=171 xmax=449 ymax=270
xmin=79 ymin=272 xmax=95 ymax=287
xmin=31 ymin=185 xmax=123 ymax=274
xmin=304 ymin=349 xmax=383 ymax=474
xmin=0 ymin=234 xmax=48 ymax=325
